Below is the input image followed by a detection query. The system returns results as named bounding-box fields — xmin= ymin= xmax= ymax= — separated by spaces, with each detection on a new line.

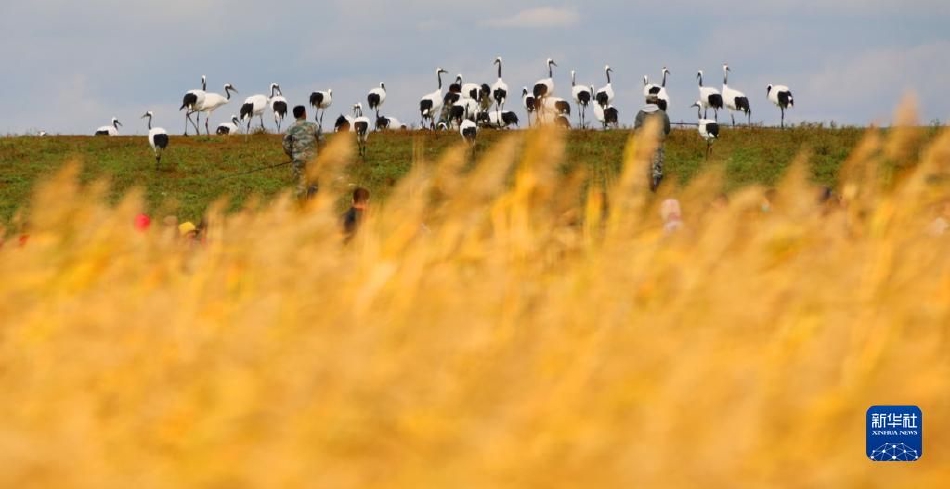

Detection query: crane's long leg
xmin=259 ymin=115 xmax=265 ymax=131
xmin=205 ymin=115 xmax=211 ymax=136
xmin=781 ymin=108 xmax=785 ymax=129
xmin=183 ymin=113 xmax=190 ymax=136
xmin=731 ymin=113 xmax=736 ymax=127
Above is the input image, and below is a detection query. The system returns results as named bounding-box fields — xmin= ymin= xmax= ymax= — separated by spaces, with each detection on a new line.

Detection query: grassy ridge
xmin=0 ymin=126 xmax=872 ymax=225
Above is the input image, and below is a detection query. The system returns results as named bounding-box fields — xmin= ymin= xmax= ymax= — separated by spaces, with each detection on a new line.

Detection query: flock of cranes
xmin=92 ymin=57 xmax=796 ymax=167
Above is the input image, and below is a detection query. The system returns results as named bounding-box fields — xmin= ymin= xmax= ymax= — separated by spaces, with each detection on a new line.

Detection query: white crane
xmin=595 ymin=65 xmax=614 ymax=108
xmin=533 ymin=58 xmax=557 ymax=100
xmin=571 ymin=70 xmax=593 ymax=128
xmin=593 ymin=102 xmax=619 ymax=130
xmin=367 ymin=82 xmax=386 ymax=122
xmin=376 ymin=116 xmax=407 ymax=130
xmin=179 ymin=75 xmax=206 ymax=135
xmin=722 ymin=64 xmax=750 ymax=126
xmin=491 ymin=57 xmax=509 ymax=118
xmin=448 ymin=98 xmax=480 ymax=128
xmin=240 ymin=83 xmax=279 ymax=135
xmin=215 ymin=115 xmax=241 ymax=135
xmin=643 ymin=68 xmax=671 ymax=111
xmin=141 ymin=111 xmax=169 ymax=170
xmin=309 ymin=89 xmax=332 ymax=127
xmin=352 ymin=103 xmax=370 ymax=157
xmin=460 ymin=119 xmax=477 ymax=147
xmin=690 ymin=101 xmax=720 ymax=158
xmin=420 ymin=68 xmax=448 ymax=129
xmin=476 ymin=110 xmax=519 ymax=129
xmin=270 ymin=84 xmax=288 ymax=132
xmin=95 ymin=117 xmax=122 ymax=136
xmin=697 ymin=70 xmax=724 ymax=121
xmin=767 ymin=84 xmax=794 ymax=128
xmin=195 ymin=83 xmax=238 ymax=135
xmin=522 ymin=87 xmax=537 ymax=127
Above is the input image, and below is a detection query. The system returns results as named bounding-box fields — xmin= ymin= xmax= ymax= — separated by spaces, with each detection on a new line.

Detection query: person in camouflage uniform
xmin=282 ymin=105 xmax=323 ymax=197
xmin=634 ymin=94 xmax=672 ymax=192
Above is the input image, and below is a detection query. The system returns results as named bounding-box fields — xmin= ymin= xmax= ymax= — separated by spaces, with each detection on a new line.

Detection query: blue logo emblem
xmin=866 ymin=406 xmax=922 ymax=461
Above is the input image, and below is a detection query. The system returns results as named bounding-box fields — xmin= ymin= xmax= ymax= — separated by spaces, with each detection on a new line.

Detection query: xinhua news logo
xmin=866 ymin=405 xmax=922 ymax=462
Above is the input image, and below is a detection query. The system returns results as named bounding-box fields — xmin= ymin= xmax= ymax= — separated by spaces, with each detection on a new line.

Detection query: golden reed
xmin=0 ymin=109 xmax=947 ymax=488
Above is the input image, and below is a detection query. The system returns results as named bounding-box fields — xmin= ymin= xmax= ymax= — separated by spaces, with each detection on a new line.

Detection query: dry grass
xmin=0 ymin=111 xmax=948 ymax=488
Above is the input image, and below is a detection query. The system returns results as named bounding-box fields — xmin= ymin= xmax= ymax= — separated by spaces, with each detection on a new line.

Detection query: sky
xmin=1 ymin=0 xmax=948 ymax=135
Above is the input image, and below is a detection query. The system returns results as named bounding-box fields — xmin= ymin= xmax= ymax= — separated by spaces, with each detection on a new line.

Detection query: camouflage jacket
xmin=283 ymin=119 xmax=322 ymax=162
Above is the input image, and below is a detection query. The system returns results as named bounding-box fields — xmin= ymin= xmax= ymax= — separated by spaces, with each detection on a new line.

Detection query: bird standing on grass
xmin=595 ymin=65 xmax=614 ymax=108
xmin=141 ymin=111 xmax=169 ymax=169
xmin=196 ymin=83 xmax=238 ymax=135
xmin=367 ymin=82 xmax=386 ymax=123
xmin=353 ymin=103 xmax=371 ymax=157
xmin=571 ymin=70 xmax=592 ymax=128
xmin=179 ymin=75 xmax=206 ymax=135
xmin=767 ymin=84 xmax=794 ymax=128
xmin=95 ymin=117 xmax=122 ymax=136
xmin=643 ymin=67 xmax=670 ymax=111
xmin=460 ymin=119 xmax=477 ymax=147
xmin=522 ymin=87 xmax=537 ymax=127
xmin=691 ymin=101 xmax=720 ymax=158
xmin=270 ymin=85 xmax=288 ymax=132
xmin=420 ymin=68 xmax=448 ymax=129
xmin=309 ymin=89 xmax=333 ymax=127
xmin=240 ymin=83 xmax=280 ymax=136
xmin=722 ymin=64 xmax=750 ymax=126
xmin=491 ymin=57 xmax=509 ymax=119
xmin=697 ymin=70 xmax=724 ymax=121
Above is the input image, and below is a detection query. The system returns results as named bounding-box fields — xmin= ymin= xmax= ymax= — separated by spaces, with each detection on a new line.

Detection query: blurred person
xmin=283 ymin=105 xmax=323 ymax=198
xmin=927 ymin=199 xmax=950 ymax=236
xmin=660 ymin=198 xmax=683 ymax=235
xmin=178 ymin=221 xmax=198 ymax=240
xmin=341 ymin=187 xmax=370 ymax=243
xmin=634 ymin=94 xmax=671 ymax=192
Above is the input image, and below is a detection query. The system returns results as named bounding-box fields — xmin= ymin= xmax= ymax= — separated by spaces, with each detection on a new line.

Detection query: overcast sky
xmin=1 ymin=0 xmax=948 ymax=135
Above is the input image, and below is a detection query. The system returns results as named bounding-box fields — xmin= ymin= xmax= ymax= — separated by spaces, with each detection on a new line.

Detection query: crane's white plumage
xmin=367 ymin=82 xmax=386 ymax=121
xmin=95 ymin=117 xmax=122 ymax=136
xmin=533 ymin=58 xmax=557 ymax=100
xmin=697 ymin=70 xmax=724 ymax=121
xmin=571 ymin=70 xmax=593 ymax=128
xmin=141 ymin=111 xmax=169 ymax=169
xmin=216 ymin=115 xmax=241 ymax=135
xmin=196 ymin=83 xmax=237 ymax=135
xmin=522 ymin=87 xmax=537 ymax=127
xmin=593 ymin=102 xmax=619 ymax=130
xmin=476 ymin=110 xmax=519 ymax=129
xmin=721 ymin=64 xmax=750 ymax=126
xmin=309 ymin=88 xmax=333 ymax=127
xmin=420 ymin=68 xmax=448 ymax=129
xmin=459 ymin=119 xmax=477 ymax=146
xmin=643 ymin=68 xmax=670 ymax=111
xmin=269 ymin=84 xmax=288 ymax=132
xmin=491 ymin=57 xmax=509 ymax=117
xmin=595 ymin=65 xmax=614 ymax=108
xmin=375 ymin=116 xmax=407 ymax=130
xmin=767 ymin=84 xmax=794 ymax=128
xmin=240 ymin=83 xmax=279 ymax=135
xmin=179 ymin=75 xmax=206 ymax=135
xmin=691 ymin=101 xmax=720 ymax=158
xmin=352 ymin=103 xmax=371 ymax=156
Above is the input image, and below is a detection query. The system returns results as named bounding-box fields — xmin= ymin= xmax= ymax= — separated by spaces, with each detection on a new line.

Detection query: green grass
xmin=0 ymin=126 xmax=875 ymax=225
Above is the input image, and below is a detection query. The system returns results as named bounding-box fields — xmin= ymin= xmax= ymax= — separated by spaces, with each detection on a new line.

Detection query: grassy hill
xmin=0 ymin=126 xmax=877 ymax=225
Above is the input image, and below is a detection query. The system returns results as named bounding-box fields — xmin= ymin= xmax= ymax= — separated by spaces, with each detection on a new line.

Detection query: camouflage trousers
xmin=292 ymin=160 xmax=306 ymax=198
xmin=651 ymin=145 xmax=665 ymax=180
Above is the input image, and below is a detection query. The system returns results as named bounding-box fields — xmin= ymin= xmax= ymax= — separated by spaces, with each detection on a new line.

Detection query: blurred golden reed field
xmin=1 ymin=111 xmax=948 ymax=488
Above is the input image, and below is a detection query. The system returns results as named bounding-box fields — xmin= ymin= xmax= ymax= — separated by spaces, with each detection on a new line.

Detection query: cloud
xmin=484 ymin=7 xmax=579 ymax=28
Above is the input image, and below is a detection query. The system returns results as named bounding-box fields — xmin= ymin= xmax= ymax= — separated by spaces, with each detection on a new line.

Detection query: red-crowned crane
xmin=141 ymin=111 xmax=169 ymax=170
xmin=420 ymin=68 xmax=448 ymax=130
xmin=179 ymin=75 xmax=206 ymax=135
xmin=697 ymin=70 xmax=724 ymax=121
xmin=196 ymin=83 xmax=237 ymax=135
xmin=95 ymin=117 xmax=121 ymax=136
xmin=767 ymin=84 xmax=794 ymax=128
xmin=722 ymin=64 xmax=751 ymax=126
